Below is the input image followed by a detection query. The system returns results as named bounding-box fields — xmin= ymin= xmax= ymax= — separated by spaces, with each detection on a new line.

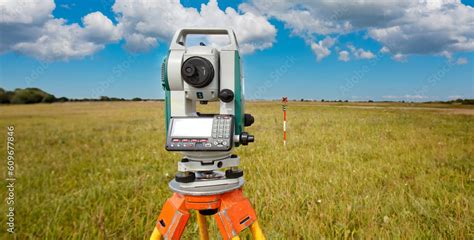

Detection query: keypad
xmin=211 ymin=115 xmax=231 ymax=147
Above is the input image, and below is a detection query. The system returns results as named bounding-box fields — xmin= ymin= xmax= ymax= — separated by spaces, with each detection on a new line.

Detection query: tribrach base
xmin=150 ymin=188 xmax=265 ymax=240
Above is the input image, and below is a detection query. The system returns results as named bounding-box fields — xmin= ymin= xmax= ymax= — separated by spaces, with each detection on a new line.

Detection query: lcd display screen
xmin=170 ymin=118 xmax=214 ymax=137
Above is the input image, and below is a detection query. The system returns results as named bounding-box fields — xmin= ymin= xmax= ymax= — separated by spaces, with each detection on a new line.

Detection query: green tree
xmin=0 ymin=88 xmax=12 ymax=103
xmin=42 ymin=94 xmax=56 ymax=103
xmin=57 ymin=97 xmax=69 ymax=102
xmin=9 ymin=88 xmax=56 ymax=104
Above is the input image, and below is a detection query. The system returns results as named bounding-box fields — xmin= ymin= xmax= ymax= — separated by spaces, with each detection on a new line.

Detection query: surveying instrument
xmin=150 ymin=28 xmax=265 ymax=240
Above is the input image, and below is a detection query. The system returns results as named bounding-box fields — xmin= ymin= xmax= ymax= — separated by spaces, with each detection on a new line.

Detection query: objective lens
xmin=181 ymin=57 xmax=214 ymax=88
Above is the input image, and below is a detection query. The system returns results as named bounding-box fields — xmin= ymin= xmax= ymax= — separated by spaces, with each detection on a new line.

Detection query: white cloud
xmin=245 ymin=0 xmax=474 ymax=60
xmin=123 ymin=33 xmax=158 ymax=52
xmin=368 ymin=1 xmax=474 ymax=57
xmin=338 ymin=50 xmax=350 ymax=62
xmin=112 ymin=0 xmax=276 ymax=54
xmin=392 ymin=53 xmax=407 ymax=62
xmin=60 ymin=3 xmax=74 ymax=10
xmin=12 ymin=19 xmax=102 ymax=60
xmin=380 ymin=46 xmax=390 ymax=53
xmin=1 ymin=0 xmax=275 ymax=60
xmin=0 ymin=0 xmax=52 ymax=53
xmin=447 ymin=95 xmax=463 ymax=99
xmin=310 ymin=37 xmax=336 ymax=61
xmin=0 ymin=0 xmax=120 ymax=60
xmin=82 ymin=12 xmax=121 ymax=43
xmin=348 ymin=45 xmax=375 ymax=59
xmin=351 ymin=96 xmax=372 ymax=100
xmin=0 ymin=0 xmax=54 ymax=24
xmin=382 ymin=95 xmax=429 ymax=99
xmin=2 ymin=0 xmax=472 ymax=62
xmin=356 ymin=49 xmax=375 ymax=59
xmin=456 ymin=57 xmax=468 ymax=65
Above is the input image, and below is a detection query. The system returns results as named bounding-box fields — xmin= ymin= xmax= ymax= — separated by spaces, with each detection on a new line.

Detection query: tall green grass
xmin=0 ymin=102 xmax=472 ymax=239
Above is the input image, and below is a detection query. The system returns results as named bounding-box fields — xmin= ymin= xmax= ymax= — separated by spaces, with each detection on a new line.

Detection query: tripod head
xmin=162 ymin=28 xmax=254 ymax=162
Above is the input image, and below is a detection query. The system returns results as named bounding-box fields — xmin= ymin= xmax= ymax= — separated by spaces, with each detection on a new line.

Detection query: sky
xmin=0 ymin=0 xmax=473 ymax=101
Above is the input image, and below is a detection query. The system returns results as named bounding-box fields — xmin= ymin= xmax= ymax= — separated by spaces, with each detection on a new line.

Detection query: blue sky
xmin=0 ymin=0 xmax=472 ymax=101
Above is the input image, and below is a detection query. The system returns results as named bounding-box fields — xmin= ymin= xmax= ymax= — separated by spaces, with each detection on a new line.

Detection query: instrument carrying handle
xmin=170 ymin=28 xmax=238 ymax=50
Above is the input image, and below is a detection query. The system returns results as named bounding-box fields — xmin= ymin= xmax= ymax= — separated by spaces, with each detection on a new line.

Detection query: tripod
xmin=150 ymin=188 xmax=265 ymax=240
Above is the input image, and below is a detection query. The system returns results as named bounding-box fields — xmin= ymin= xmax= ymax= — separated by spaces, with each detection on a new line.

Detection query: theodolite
xmin=150 ymin=28 xmax=264 ymax=240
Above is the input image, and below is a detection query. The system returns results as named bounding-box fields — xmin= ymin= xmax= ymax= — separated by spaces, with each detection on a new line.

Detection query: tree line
xmin=0 ymin=88 xmax=159 ymax=104
xmin=0 ymin=88 xmax=58 ymax=104
xmin=275 ymin=98 xmax=474 ymax=104
xmin=1 ymin=87 xmax=472 ymax=105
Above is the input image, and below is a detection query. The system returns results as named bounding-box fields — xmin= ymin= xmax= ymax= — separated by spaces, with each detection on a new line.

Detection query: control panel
xmin=166 ymin=115 xmax=234 ymax=151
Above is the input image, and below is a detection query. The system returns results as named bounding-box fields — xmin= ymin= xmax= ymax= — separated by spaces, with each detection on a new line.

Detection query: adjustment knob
xmin=219 ymin=89 xmax=234 ymax=102
xmin=244 ymin=113 xmax=254 ymax=127
xmin=175 ymin=172 xmax=195 ymax=183
xmin=240 ymin=132 xmax=254 ymax=145
xmin=225 ymin=168 xmax=243 ymax=178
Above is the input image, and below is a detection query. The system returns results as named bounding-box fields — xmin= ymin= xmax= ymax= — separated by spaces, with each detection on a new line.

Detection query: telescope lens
xmin=181 ymin=57 xmax=215 ymax=88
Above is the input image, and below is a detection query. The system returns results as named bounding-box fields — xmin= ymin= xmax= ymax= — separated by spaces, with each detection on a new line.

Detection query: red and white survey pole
xmin=282 ymin=97 xmax=288 ymax=146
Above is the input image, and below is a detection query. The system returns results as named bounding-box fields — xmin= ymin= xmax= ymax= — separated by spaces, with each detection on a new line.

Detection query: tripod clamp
xmin=150 ymin=188 xmax=265 ymax=240
xmin=177 ymin=154 xmax=240 ymax=172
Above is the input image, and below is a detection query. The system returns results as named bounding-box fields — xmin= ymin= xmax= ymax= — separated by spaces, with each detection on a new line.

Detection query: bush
xmin=11 ymin=89 xmax=42 ymax=104
xmin=8 ymin=88 xmax=56 ymax=104
xmin=0 ymin=88 xmax=13 ymax=103
xmin=57 ymin=97 xmax=69 ymax=102
xmin=42 ymin=94 xmax=56 ymax=103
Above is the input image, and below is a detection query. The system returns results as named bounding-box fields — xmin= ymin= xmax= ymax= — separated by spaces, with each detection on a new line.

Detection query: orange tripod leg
xmin=155 ymin=193 xmax=190 ymax=240
xmin=214 ymin=189 xmax=257 ymax=240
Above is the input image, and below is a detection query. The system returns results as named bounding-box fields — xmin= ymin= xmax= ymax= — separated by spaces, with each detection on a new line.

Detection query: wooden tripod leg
xmin=196 ymin=211 xmax=209 ymax=240
xmin=250 ymin=220 xmax=265 ymax=240
xmin=150 ymin=227 xmax=162 ymax=240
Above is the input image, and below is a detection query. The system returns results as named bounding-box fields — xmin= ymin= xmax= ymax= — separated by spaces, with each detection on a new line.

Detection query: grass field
xmin=0 ymin=101 xmax=473 ymax=239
